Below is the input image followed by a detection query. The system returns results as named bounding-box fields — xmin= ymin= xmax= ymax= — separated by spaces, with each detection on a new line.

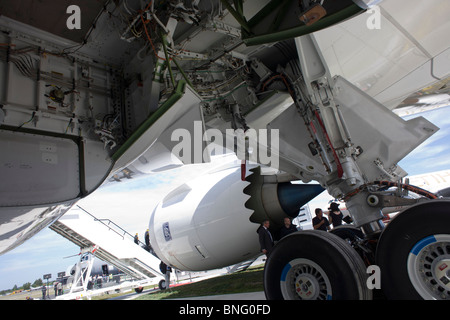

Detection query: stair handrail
xmin=76 ymin=205 xmax=147 ymax=247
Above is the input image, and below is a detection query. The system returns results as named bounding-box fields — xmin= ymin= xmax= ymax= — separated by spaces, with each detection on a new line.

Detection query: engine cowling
xmin=244 ymin=167 xmax=325 ymax=229
xmin=149 ymin=164 xmax=324 ymax=271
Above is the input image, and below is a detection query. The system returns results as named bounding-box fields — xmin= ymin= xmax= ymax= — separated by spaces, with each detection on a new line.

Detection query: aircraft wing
xmin=0 ymin=0 xmax=449 ymax=256
xmin=313 ymin=0 xmax=450 ymax=113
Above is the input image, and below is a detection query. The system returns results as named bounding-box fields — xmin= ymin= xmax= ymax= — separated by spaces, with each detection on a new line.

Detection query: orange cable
xmin=139 ymin=12 xmax=166 ymax=61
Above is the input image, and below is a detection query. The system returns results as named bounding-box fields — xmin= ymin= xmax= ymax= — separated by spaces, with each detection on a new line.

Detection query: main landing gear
xmin=376 ymin=200 xmax=450 ymax=300
xmin=264 ymin=200 xmax=450 ymax=300
xmin=264 ymin=230 xmax=371 ymax=300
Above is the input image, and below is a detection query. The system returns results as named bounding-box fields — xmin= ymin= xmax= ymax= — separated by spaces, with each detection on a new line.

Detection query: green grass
xmin=136 ymin=266 xmax=265 ymax=300
xmin=0 ymin=266 xmax=264 ymax=300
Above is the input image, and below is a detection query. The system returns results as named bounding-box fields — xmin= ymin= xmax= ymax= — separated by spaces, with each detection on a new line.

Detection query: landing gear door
xmin=0 ymin=130 xmax=80 ymax=206
xmin=333 ymin=76 xmax=439 ymax=180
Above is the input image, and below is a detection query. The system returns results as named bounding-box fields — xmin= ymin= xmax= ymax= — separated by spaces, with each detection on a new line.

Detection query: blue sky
xmin=0 ymin=156 xmax=228 ymax=291
xmin=0 ymin=169 xmax=182 ymax=291
xmin=398 ymin=105 xmax=450 ymax=175
xmin=0 ymin=105 xmax=449 ymax=291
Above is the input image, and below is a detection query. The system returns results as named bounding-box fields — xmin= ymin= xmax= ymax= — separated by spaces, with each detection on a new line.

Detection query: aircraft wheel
xmin=158 ymin=279 xmax=166 ymax=290
xmin=135 ymin=286 xmax=143 ymax=293
xmin=264 ymin=230 xmax=371 ymax=300
xmin=376 ymin=200 xmax=450 ymax=299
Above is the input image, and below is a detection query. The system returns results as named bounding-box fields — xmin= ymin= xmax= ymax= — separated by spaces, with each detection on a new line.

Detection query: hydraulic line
xmin=314 ymin=110 xmax=344 ymax=178
xmin=343 ymin=181 xmax=438 ymax=202
xmin=260 ymin=72 xmax=335 ymax=176
xmin=373 ymin=181 xmax=438 ymax=200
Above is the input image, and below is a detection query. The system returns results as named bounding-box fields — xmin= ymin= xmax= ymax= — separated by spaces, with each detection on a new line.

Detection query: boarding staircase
xmin=49 ymin=205 xmax=164 ymax=283
xmin=228 ymin=257 xmax=260 ymax=273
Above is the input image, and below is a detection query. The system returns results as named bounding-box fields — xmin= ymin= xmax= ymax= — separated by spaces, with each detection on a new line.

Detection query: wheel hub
xmin=435 ymin=259 xmax=450 ymax=286
xmin=280 ymin=258 xmax=332 ymax=300
xmin=295 ymin=274 xmax=318 ymax=299
xmin=407 ymin=235 xmax=450 ymax=300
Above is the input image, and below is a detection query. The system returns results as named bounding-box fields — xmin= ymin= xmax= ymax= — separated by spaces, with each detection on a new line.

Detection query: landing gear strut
xmin=257 ymin=24 xmax=444 ymax=300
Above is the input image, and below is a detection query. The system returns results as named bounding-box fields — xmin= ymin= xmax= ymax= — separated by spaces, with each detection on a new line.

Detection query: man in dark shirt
xmin=312 ymin=208 xmax=330 ymax=231
xmin=279 ymin=217 xmax=298 ymax=238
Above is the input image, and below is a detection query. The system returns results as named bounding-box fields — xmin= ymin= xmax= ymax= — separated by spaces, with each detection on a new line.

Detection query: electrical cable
xmin=14 ymin=112 xmax=36 ymax=131
xmin=139 ymin=12 xmax=166 ymax=61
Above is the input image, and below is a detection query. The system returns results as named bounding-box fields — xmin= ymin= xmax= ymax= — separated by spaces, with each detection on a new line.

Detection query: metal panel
xmin=333 ymin=76 xmax=439 ymax=180
xmin=0 ymin=129 xmax=80 ymax=206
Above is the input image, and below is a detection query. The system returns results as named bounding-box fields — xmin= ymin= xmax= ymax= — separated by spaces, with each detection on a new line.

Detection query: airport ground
xmin=125 ymin=265 xmax=265 ymax=301
xmin=0 ymin=263 xmax=266 ymax=301
xmin=0 ymin=287 xmax=61 ymax=300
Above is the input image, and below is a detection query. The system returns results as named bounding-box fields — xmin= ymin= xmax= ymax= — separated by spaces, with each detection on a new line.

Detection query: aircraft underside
xmin=0 ymin=0 xmax=450 ymax=300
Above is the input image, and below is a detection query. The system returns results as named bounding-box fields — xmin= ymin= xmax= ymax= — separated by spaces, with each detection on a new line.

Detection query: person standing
xmin=328 ymin=202 xmax=343 ymax=228
xmin=41 ymin=285 xmax=46 ymax=300
xmin=57 ymin=281 xmax=62 ymax=296
xmin=145 ymin=228 xmax=150 ymax=247
xmin=257 ymin=219 xmax=274 ymax=257
xmin=53 ymin=282 xmax=58 ymax=297
xmin=279 ymin=217 xmax=298 ymax=239
xmin=312 ymin=208 xmax=331 ymax=231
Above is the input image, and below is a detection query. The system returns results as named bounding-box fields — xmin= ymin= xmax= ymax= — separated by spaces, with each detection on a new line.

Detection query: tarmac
xmin=117 ymin=288 xmax=266 ymax=300
xmin=123 ymin=256 xmax=268 ymax=300
xmin=167 ymin=291 xmax=266 ymax=300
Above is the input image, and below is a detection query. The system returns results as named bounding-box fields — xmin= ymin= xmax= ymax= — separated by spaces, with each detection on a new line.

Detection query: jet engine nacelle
xmin=149 ymin=163 xmax=324 ymax=271
xmin=244 ymin=167 xmax=324 ymax=229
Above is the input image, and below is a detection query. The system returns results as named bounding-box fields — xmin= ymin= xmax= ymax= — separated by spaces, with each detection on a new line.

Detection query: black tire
xmin=330 ymin=225 xmax=364 ymax=241
xmin=376 ymin=200 xmax=450 ymax=300
xmin=134 ymin=286 xmax=144 ymax=293
xmin=264 ymin=230 xmax=371 ymax=300
xmin=158 ymin=279 xmax=166 ymax=290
